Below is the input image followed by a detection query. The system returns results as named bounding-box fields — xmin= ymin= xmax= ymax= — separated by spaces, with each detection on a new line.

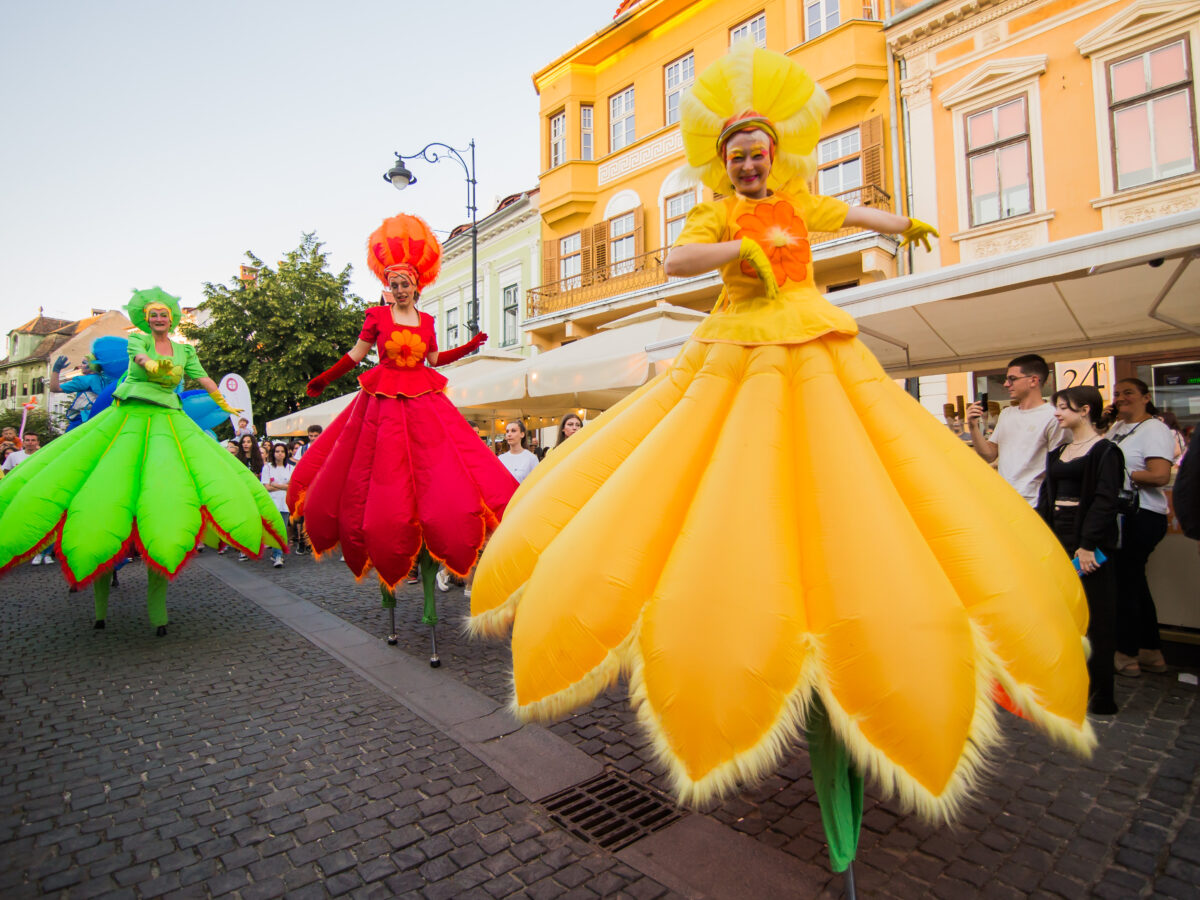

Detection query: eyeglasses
xmin=1002 ymin=374 xmax=1033 ymax=385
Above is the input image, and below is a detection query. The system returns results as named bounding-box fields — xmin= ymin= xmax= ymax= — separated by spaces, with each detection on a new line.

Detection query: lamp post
xmin=384 ymin=140 xmax=480 ymax=338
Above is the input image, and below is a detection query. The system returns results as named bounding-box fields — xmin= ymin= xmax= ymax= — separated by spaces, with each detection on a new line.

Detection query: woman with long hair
xmin=498 ymin=421 xmax=538 ymax=484
xmin=1104 ymin=378 xmax=1175 ymax=676
xmin=1037 ymin=386 xmax=1123 ymax=713
xmin=468 ymin=41 xmax=1095 ymax=848
xmin=555 ymin=413 xmax=582 ymax=449
xmin=291 ymin=214 xmax=518 ymax=662
xmin=261 ymin=442 xmax=296 ymax=568
xmin=237 ymin=433 xmax=263 ymax=477
xmin=0 ymin=288 xmax=283 ymax=634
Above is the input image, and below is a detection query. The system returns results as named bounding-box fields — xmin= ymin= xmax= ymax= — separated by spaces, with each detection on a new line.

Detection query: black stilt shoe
xmin=94 ymin=620 xmax=105 ymax=630
xmin=156 ymin=625 xmax=168 ymax=637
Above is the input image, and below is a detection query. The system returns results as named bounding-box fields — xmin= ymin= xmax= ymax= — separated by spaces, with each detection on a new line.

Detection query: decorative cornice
xmin=939 ymin=54 xmax=1048 ymax=108
xmin=598 ymin=130 xmax=683 ymax=186
xmin=443 ymin=204 xmax=541 ymax=263
xmin=900 ymin=70 xmax=935 ymax=108
xmin=889 ymin=0 xmax=1038 ymax=56
xmin=1076 ymin=0 xmax=1198 ymax=56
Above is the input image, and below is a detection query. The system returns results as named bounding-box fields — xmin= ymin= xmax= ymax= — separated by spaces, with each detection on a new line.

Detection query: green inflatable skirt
xmin=0 ymin=400 xmax=286 ymax=588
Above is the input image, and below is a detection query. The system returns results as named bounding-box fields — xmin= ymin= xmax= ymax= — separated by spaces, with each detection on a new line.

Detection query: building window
xmin=465 ymin=292 xmax=480 ymax=337
xmin=609 ymin=212 xmax=637 ymax=276
xmin=665 ymin=53 xmax=694 ymax=126
xmin=665 ymin=190 xmax=697 ymax=245
xmin=21 ymin=382 xmax=28 ymax=396
xmin=1108 ymin=39 xmax=1196 ymax=191
xmin=445 ymin=307 xmax=459 ymax=347
xmin=581 ymin=105 xmax=594 ymax=161
xmin=730 ymin=12 xmax=766 ymax=47
xmin=502 ymin=284 xmax=520 ymax=346
xmin=966 ymin=96 xmax=1032 ymax=226
xmin=560 ymin=232 xmax=582 ymax=288
xmin=817 ymin=128 xmax=862 ymax=196
xmin=805 ymin=0 xmax=839 ymax=39
xmin=610 ymin=87 xmax=636 ymax=152
xmin=550 ymin=111 xmax=566 ymax=168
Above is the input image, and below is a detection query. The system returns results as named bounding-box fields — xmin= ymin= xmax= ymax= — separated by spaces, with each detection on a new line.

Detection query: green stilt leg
xmin=806 ymin=694 xmax=863 ymax=884
xmin=379 ymin=581 xmax=398 ymax=645
xmin=146 ymin=570 xmax=168 ymax=630
xmin=417 ymin=546 xmax=440 ymax=667
xmin=93 ymin=571 xmax=112 ymax=627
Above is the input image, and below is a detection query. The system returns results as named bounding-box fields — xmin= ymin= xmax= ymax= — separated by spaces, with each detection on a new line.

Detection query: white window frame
xmin=664 ymin=53 xmax=694 ymax=127
xmin=964 ymin=97 xmax=1033 ymax=226
xmin=581 ymin=105 xmax=594 ymax=161
xmin=550 ymin=111 xmax=566 ymax=168
xmin=730 ymin=12 xmax=766 ymax=47
xmin=817 ymin=128 xmax=863 ymax=198
xmin=501 ymin=283 xmax=520 ymax=347
xmin=445 ymin=306 xmax=459 ymax=347
xmin=560 ymin=232 xmax=582 ymax=288
xmin=940 ymin=57 xmax=1049 ymax=235
xmin=1077 ymin=5 xmax=1200 ymax=199
xmin=608 ymin=212 xmax=637 ymax=276
xmin=805 ymin=0 xmax=839 ymax=40
xmin=664 ymin=189 xmax=697 ymax=246
xmin=610 ymin=87 xmax=636 ymax=152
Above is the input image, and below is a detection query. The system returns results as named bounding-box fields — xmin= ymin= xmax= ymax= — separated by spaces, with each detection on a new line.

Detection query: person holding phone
xmin=1037 ymin=386 xmax=1123 ymax=714
xmin=1103 ymin=378 xmax=1175 ymax=677
xmin=966 ymin=354 xmax=1066 ymax=505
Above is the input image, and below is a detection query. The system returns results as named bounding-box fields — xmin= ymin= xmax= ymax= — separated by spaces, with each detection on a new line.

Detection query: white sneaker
xmin=435 ymin=567 xmax=451 ymax=593
xmin=273 ymin=558 xmax=283 ymax=568
xmin=31 ymin=553 xmax=43 ymax=566
xmin=237 ymin=553 xmax=247 ymax=561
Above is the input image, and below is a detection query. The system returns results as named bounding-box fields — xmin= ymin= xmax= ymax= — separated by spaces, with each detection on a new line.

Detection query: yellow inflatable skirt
xmin=469 ymin=332 xmax=1094 ymax=818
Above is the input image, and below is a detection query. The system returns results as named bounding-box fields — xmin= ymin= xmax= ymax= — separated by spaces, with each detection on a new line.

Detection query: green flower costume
xmin=0 ymin=288 xmax=285 ymax=629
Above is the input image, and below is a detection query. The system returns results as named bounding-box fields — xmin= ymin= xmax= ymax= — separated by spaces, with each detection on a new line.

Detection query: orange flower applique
xmin=384 ymin=330 xmax=427 ymax=368
xmin=734 ymin=200 xmax=812 ymax=286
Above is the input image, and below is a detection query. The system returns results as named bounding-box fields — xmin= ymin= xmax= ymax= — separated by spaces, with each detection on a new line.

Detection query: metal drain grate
xmin=541 ymin=771 xmax=682 ymax=851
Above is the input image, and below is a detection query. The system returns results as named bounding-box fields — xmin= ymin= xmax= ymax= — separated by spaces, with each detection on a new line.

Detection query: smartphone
xmin=1072 ymin=549 xmax=1108 ymax=574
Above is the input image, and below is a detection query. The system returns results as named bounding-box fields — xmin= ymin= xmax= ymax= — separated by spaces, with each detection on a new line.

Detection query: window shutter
xmin=592 ymin=221 xmax=609 ymax=276
xmin=580 ymin=227 xmax=594 ymax=281
xmin=861 ymin=115 xmax=885 ymax=197
xmin=633 ymin=206 xmax=645 ymax=256
xmin=542 ymin=239 xmax=559 ymax=291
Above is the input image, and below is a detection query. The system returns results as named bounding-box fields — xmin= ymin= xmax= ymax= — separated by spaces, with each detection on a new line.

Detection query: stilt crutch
xmin=379 ymin=581 xmax=398 ymax=645
xmin=417 ymin=544 xmax=440 ymax=667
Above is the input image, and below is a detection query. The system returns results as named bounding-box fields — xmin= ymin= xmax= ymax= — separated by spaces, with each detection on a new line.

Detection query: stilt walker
xmin=289 ymin=214 xmax=518 ymax=665
xmin=468 ymin=42 xmax=1096 ymax=881
xmin=0 ymin=288 xmax=286 ymax=634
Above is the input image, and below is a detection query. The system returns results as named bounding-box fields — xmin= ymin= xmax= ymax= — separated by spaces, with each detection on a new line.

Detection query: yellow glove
xmin=143 ymin=358 xmax=183 ymax=388
xmin=899 ymin=218 xmax=938 ymax=253
xmin=208 ymin=390 xmax=242 ymax=415
xmin=737 ymin=238 xmax=779 ymax=299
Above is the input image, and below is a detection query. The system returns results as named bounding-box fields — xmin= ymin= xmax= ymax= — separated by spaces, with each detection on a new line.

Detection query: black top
xmin=1046 ymin=453 xmax=1085 ymax=501
xmin=1037 ymin=439 xmax=1124 ymax=553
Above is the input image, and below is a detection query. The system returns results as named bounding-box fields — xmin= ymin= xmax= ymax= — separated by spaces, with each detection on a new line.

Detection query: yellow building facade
xmin=527 ymin=0 xmax=909 ymax=350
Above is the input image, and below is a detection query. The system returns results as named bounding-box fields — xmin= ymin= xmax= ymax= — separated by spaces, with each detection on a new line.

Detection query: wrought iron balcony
xmin=526 ymin=183 xmax=893 ymax=319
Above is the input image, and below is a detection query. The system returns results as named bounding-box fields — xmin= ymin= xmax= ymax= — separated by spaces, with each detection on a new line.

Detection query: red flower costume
xmin=288 ymin=216 xmax=517 ymax=589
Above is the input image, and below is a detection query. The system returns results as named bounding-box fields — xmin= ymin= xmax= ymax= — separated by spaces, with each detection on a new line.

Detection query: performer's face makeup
xmin=146 ymin=306 xmax=172 ymax=334
xmin=388 ymin=274 xmax=416 ymax=308
xmin=724 ymin=130 xmax=772 ymax=199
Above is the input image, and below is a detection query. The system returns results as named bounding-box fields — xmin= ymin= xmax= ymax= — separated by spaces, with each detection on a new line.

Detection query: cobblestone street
xmin=2 ymin=551 xmax=1198 ymax=898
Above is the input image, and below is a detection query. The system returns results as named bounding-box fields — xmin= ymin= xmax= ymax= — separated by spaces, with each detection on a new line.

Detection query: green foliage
xmin=182 ymin=233 xmax=368 ymax=424
xmin=0 ymin=407 xmax=65 ymax=445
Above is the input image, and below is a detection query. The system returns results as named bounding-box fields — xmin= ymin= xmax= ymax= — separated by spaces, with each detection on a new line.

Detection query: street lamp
xmin=384 ymin=140 xmax=479 ymax=338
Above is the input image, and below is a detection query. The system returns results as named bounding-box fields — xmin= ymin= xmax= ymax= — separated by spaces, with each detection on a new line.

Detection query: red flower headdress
xmin=366 ymin=215 xmax=442 ymax=290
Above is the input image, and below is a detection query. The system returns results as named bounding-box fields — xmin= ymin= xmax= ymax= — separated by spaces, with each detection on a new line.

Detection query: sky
xmin=0 ymin=0 xmax=621 ymax=337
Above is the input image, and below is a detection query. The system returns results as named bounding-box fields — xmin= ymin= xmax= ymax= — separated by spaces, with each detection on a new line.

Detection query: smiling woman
xmin=0 ymin=288 xmax=286 ymax=636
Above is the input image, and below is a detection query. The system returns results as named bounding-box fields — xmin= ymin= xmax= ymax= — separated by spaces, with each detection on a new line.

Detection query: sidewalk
xmin=1 ymin=551 xmax=1197 ymax=898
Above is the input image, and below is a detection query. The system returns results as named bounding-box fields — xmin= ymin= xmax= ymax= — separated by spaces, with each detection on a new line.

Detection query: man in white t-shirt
xmin=966 ymin=354 xmax=1066 ymax=506
xmin=2 ymin=432 xmax=39 ymax=472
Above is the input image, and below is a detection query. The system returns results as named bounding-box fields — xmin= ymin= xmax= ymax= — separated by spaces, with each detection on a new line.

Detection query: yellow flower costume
xmin=469 ymin=43 xmax=1093 ymax=854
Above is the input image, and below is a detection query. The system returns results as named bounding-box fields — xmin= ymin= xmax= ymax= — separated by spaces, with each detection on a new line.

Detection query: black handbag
xmin=1111 ymin=420 xmax=1146 ymax=518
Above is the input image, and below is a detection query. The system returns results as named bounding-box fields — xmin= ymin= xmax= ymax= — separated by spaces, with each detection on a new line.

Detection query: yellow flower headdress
xmin=681 ymin=40 xmax=829 ymax=195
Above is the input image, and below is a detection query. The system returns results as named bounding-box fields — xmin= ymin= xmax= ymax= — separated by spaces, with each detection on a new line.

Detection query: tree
xmin=182 ymin=233 xmax=368 ymax=426
xmin=0 ymin=407 xmax=65 ymax=445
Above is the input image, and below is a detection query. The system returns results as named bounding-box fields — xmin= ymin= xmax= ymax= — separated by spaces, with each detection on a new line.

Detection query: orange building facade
xmin=526 ymin=0 xmax=909 ymax=350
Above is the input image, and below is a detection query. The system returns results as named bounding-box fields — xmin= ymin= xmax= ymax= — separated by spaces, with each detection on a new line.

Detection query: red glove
xmin=306 ymin=354 xmax=357 ymax=397
xmin=435 ymin=332 xmax=487 ymax=366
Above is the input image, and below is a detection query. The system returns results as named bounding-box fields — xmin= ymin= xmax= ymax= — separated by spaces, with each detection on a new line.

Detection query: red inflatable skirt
xmin=288 ymin=388 xmax=518 ymax=588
